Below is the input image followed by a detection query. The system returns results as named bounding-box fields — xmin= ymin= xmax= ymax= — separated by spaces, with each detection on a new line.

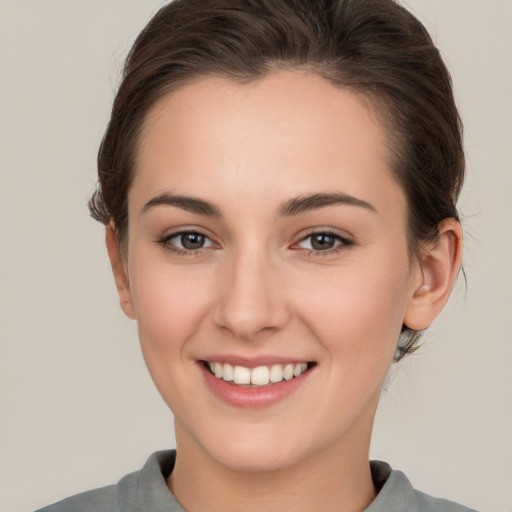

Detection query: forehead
xmin=132 ymin=70 xmax=404 ymax=219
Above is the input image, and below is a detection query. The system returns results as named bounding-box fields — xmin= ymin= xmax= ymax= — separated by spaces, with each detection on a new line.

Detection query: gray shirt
xmin=35 ymin=450 xmax=478 ymax=512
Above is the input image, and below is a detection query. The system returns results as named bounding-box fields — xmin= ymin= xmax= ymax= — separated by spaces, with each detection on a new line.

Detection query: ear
xmin=403 ymin=219 xmax=463 ymax=331
xmin=105 ymin=223 xmax=136 ymax=319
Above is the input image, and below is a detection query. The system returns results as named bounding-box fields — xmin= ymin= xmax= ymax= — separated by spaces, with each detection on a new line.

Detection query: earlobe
xmin=105 ymin=224 xmax=136 ymax=319
xmin=403 ymin=219 xmax=463 ymax=331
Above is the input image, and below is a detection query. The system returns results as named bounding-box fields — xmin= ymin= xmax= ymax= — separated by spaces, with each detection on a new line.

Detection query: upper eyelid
xmin=295 ymin=228 xmax=353 ymax=243
xmin=167 ymin=231 xmax=212 ymax=242
xmin=157 ymin=229 xmax=217 ymax=249
xmin=160 ymin=227 xmax=214 ymax=241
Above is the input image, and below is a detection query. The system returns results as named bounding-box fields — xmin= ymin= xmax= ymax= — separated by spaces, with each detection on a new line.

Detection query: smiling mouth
xmin=203 ymin=361 xmax=316 ymax=387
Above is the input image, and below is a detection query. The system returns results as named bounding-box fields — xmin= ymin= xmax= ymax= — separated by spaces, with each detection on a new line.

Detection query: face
xmin=117 ymin=71 xmax=423 ymax=472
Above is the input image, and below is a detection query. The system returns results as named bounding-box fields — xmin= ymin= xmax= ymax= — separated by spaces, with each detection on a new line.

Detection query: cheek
xmin=126 ymin=260 xmax=219 ymax=413
xmin=127 ymin=254 xmax=215 ymax=364
xmin=296 ymin=251 xmax=411 ymax=363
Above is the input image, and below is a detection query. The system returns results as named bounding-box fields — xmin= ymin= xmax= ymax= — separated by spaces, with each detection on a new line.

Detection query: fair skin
xmin=106 ymin=70 xmax=462 ymax=512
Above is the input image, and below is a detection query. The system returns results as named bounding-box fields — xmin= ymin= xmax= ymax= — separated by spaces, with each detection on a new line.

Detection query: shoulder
xmin=33 ymin=484 xmax=120 ymax=512
xmin=33 ymin=450 xmax=179 ymax=512
xmin=368 ymin=461 xmax=479 ymax=512
xmin=413 ymin=489 xmax=479 ymax=512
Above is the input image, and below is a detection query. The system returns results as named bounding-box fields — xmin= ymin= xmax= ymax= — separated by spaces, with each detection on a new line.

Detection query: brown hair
xmin=89 ymin=0 xmax=464 ymax=360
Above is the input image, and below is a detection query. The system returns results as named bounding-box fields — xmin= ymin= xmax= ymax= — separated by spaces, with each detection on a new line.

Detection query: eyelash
xmin=294 ymin=230 xmax=354 ymax=256
xmin=156 ymin=229 xmax=354 ymax=257
xmin=157 ymin=230 xmax=216 ymax=257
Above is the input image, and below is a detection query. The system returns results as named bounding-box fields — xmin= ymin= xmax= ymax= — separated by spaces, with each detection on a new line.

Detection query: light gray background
xmin=1 ymin=1 xmax=510 ymax=511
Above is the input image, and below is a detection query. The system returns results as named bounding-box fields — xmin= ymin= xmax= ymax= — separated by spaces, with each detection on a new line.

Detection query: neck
xmin=168 ymin=419 xmax=377 ymax=512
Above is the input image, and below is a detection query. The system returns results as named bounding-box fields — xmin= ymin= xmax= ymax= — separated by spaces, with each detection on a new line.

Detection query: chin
xmin=210 ymin=444 xmax=302 ymax=473
xmin=193 ymin=424 xmax=321 ymax=474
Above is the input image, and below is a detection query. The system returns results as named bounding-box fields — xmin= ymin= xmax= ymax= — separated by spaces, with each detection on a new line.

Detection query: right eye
xmin=158 ymin=231 xmax=216 ymax=254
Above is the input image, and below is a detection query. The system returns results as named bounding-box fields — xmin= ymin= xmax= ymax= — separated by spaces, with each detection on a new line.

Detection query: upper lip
xmin=199 ymin=355 xmax=313 ymax=368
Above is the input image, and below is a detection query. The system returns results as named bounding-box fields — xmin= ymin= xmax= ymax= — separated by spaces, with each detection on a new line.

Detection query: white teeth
xmin=283 ymin=364 xmax=294 ymax=380
xmin=207 ymin=361 xmax=310 ymax=386
xmin=214 ymin=362 xmax=223 ymax=379
xmin=222 ymin=363 xmax=234 ymax=382
xmin=233 ymin=365 xmax=251 ymax=385
xmin=269 ymin=364 xmax=283 ymax=383
xmin=251 ymin=366 xmax=270 ymax=386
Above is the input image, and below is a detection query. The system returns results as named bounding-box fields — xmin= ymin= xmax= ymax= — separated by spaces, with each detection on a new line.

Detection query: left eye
xmin=297 ymin=232 xmax=350 ymax=251
xmin=165 ymin=231 xmax=215 ymax=251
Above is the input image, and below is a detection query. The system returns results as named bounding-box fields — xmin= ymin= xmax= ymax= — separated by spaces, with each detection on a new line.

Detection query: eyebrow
xmin=141 ymin=191 xmax=376 ymax=218
xmin=142 ymin=193 xmax=222 ymax=217
xmin=277 ymin=192 xmax=377 ymax=216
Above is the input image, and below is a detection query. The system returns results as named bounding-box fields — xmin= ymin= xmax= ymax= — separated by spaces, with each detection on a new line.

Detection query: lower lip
xmin=199 ymin=363 xmax=313 ymax=409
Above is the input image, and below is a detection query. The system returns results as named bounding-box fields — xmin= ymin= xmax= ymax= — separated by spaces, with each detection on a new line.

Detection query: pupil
xmin=311 ymin=234 xmax=335 ymax=250
xmin=181 ymin=233 xmax=205 ymax=250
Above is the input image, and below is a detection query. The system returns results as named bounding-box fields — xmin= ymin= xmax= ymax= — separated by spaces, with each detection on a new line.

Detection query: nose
xmin=213 ymin=248 xmax=291 ymax=342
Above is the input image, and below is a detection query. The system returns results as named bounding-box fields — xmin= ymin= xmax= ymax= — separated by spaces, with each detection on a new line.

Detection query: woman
xmin=36 ymin=0 xmax=476 ymax=510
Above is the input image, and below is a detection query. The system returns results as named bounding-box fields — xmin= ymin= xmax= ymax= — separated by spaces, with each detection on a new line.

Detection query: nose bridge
xmin=214 ymin=241 xmax=289 ymax=340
